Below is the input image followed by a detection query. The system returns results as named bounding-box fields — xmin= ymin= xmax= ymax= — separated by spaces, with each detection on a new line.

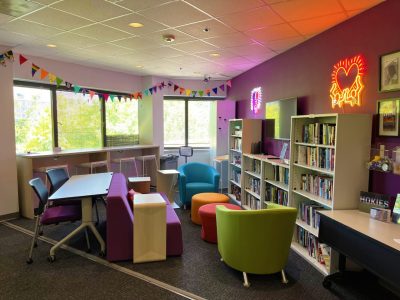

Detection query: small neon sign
xmin=330 ymin=55 xmax=366 ymax=108
xmin=251 ymin=87 xmax=262 ymax=113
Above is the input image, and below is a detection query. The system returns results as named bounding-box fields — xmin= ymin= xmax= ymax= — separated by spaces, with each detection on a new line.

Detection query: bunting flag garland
xmin=103 ymin=93 xmax=109 ymax=102
xmin=212 ymin=87 xmax=218 ymax=95
xmin=32 ymin=63 xmax=40 ymax=77
xmin=219 ymin=84 xmax=225 ymax=92
xmin=198 ymin=90 xmax=204 ymax=97
xmin=144 ymin=90 xmax=149 ymax=96
xmin=48 ymin=73 xmax=56 ymax=84
xmin=73 ymin=85 xmax=81 ymax=94
xmin=174 ymin=84 xmax=179 ymax=92
xmin=185 ymin=89 xmax=192 ymax=96
xmin=19 ymin=54 xmax=28 ymax=65
xmin=149 ymin=87 xmax=153 ymax=95
xmin=168 ymin=81 xmax=173 ymax=87
xmin=89 ymin=90 xmax=96 ymax=99
xmin=4 ymin=50 xmax=14 ymax=61
xmin=40 ymin=69 xmax=49 ymax=80
xmin=226 ymin=80 xmax=232 ymax=88
xmin=65 ymin=82 xmax=72 ymax=89
xmin=109 ymin=94 xmax=115 ymax=102
xmin=179 ymin=87 xmax=185 ymax=95
xmin=0 ymin=55 xmax=5 ymax=66
xmin=56 ymin=77 xmax=63 ymax=87
xmin=192 ymin=90 xmax=197 ymax=97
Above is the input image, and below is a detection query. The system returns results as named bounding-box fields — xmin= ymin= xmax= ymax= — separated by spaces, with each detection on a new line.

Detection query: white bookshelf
xmin=289 ymin=113 xmax=372 ymax=275
xmin=228 ymin=119 xmax=262 ymax=208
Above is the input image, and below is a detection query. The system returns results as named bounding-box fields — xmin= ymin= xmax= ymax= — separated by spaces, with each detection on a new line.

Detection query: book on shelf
xmin=300 ymin=174 xmax=333 ymax=201
xmin=296 ymin=226 xmax=329 ymax=268
xmin=297 ymin=146 xmax=335 ymax=171
xmin=231 ymin=154 xmax=241 ymax=165
xmin=230 ymin=184 xmax=241 ymax=201
xmin=273 ymin=165 xmax=289 ymax=185
xmin=251 ymin=159 xmax=261 ymax=174
xmin=233 ymin=138 xmax=242 ymax=151
xmin=302 ymin=123 xmax=336 ymax=146
xmin=298 ymin=202 xmax=324 ymax=229
xmin=243 ymin=193 xmax=261 ymax=209
xmin=231 ymin=169 xmax=241 ymax=184
xmin=248 ymin=177 xmax=260 ymax=194
xmin=358 ymin=191 xmax=393 ymax=213
xmin=265 ymin=185 xmax=288 ymax=206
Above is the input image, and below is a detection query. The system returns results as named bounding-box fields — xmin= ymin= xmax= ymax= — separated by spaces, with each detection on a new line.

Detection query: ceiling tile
xmin=51 ymin=0 xmax=131 ymax=22
xmin=115 ymin=36 xmax=162 ymax=50
xmin=0 ymin=13 xmax=14 ymax=25
xmin=270 ymin=0 xmax=343 ymax=22
xmin=264 ymin=36 xmax=305 ymax=52
xmin=245 ymin=23 xmax=300 ymax=43
xmin=84 ymin=43 xmax=134 ymax=56
xmin=45 ymin=32 xmax=101 ymax=49
xmin=102 ymin=13 xmax=167 ymax=35
xmin=0 ymin=29 xmax=36 ymax=46
xmin=0 ymin=19 xmax=63 ymax=39
xmin=339 ymin=0 xmax=384 ymax=11
xmin=147 ymin=46 xmax=185 ymax=58
xmin=167 ymin=54 xmax=209 ymax=65
xmin=116 ymin=0 xmax=177 ymax=12
xmin=185 ymin=0 xmax=266 ymax=17
xmin=290 ymin=12 xmax=347 ymax=36
xmin=171 ymin=40 xmax=218 ymax=53
xmin=227 ymin=43 xmax=275 ymax=56
xmin=115 ymin=52 xmax=158 ymax=64
xmin=195 ymin=50 xmax=237 ymax=61
xmin=204 ymin=32 xmax=255 ymax=48
xmin=146 ymin=28 xmax=196 ymax=45
xmin=140 ymin=1 xmax=209 ymax=27
xmin=71 ymin=24 xmax=132 ymax=42
xmin=22 ymin=7 xmax=92 ymax=30
xmin=177 ymin=19 xmax=236 ymax=39
xmin=219 ymin=6 xmax=284 ymax=31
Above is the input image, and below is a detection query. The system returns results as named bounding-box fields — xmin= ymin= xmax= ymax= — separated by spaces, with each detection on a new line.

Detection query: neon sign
xmin=330 ymin=55 xmax=365 ymax=108
xmin=251 ymin=87 xmax=262 ymax=113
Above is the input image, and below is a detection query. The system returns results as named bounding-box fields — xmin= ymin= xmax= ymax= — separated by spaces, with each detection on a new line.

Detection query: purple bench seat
xmin=106 ymin=173 xmax=183 ymax=262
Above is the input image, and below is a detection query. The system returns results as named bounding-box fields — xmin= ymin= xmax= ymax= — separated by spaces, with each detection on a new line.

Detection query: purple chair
xmin=26 ymin=178 xmax=83 ymax=264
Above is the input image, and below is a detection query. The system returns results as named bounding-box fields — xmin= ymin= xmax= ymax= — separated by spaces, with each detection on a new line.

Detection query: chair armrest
xmin=208 ymin=167 xmax=220 ymax=188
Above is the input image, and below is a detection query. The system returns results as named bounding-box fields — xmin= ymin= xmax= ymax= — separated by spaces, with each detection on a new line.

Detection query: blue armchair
xmin=178 ymin=162 xmax=220 ymax=208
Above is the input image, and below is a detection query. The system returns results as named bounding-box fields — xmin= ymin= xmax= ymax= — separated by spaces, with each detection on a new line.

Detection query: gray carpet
xmin=3 ymin=204 xmax=399 ymax=300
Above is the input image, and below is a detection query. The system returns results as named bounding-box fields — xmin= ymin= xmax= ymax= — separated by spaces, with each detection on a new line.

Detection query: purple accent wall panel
xmin=230 ymin=0 xmax=400 ymax=196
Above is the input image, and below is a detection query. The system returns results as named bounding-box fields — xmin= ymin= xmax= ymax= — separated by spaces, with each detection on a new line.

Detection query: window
xmin=105 ymin=98 xmax=139 ymax=146
xmin=57 ymin=91 xmax=102 ymax=150
xmin=13 ymin=81 xmax=139 ymax=152
xmin=164 ymin=99 xmax=211 ymax=148
xmin=13 ymin=86 xmax=53 ymax=153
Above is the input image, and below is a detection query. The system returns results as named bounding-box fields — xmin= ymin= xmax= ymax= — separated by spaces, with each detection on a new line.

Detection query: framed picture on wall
xmin=380 ymin=51 xmax=400 ymax=92
xmin=377 ymin=98 xmax=400 ymax=136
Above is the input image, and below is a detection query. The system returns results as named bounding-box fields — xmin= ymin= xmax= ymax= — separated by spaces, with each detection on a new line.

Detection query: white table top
xmin=49 ymin=172 xmax=113 ymax=200
xmin=319 ymin=210 xmax=400 ymax=252
xmin=157 ymin=169 xmax=180 ymax=175
xmin=128 ymin=177 xmax=151 ymax=182
xmin=134 ymin=194 xmax=166 ymax=206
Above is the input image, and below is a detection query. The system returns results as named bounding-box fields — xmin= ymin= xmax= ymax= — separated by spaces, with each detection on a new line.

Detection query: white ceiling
xmin=0 ymin=0 xmax=384 ymax=79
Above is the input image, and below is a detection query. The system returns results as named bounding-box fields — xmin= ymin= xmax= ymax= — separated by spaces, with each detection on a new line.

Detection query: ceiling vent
xmin=162 ymin=34 xmax=175 ymax=43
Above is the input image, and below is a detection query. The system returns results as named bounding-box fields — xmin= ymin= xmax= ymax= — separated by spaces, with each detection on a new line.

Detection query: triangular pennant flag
xmin=98 ymin=94 xmax=103 ymax=101
xmin=161 ymin=81 xmax=165 ymax=88
xmin=48 ymin=73 xmax=56 ymax=83
xmin=117 ymin=96 xmax=121 ymax=102
xmin=109 ymin=94 xmax=115 ymax=102
xmin=226 ymin=80 xmax=232 ymax=88
xmin=179 ymin=87 xmax=185 ymax=95
xmin=133 ymin=93 xmax=138 ymax=99
xmin=65 ymin=82 xmax=72 ymax=89
xmin=19 ymin=54 xmax=28 ymax=65
xmin=192 ymin=90 xmax=197 ymax=97
xmin=219 ymin=84 xmax=225 ymax=92
xmin=5 ymin=50 xmax=14 ymax=61
xmin=149 ymin=87 xmax=153 ymax=95
xmin=103 ymin=93 xmax=109 ymax=102
xmin=198 ymin=90 xmax=204 ymax=97
xmin=31 ymin=63 xmax=40 ymax=77
xmin=56 ymin=77 xmax=63 ymax=88
xmin=212 ymin=87 xmax=218 ymax=95
xmin=138 ymin=92 xmax=142 ymax=99
xmin=144 ymin=90 xmax=149 ymax=96
xmin=0 ymin=55 xmax=5 ymax=67
xmin=185 ymin=89 xmax=192 ymax=96
xmin=73 ymin=85 xmax=81 ymax=94
xmin=40 ymin=69 xmax=49 ymax=80
xmin=89 ymin=90 xmax=96 ymax=100
xmin=174 ymin=84 xmax=179 ymax=92
xmin=81 ymin=88 xmax=87 ymax=96
xmin=153 ymin=86 xmax=157 ymax=93
xmin=168 ymin=81 xmax=173 ymax=87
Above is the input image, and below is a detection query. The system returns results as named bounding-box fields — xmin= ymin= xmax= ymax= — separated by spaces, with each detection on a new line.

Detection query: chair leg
xmin=27 ymin=216 xmax=41 ymax=264
xmin=93 ymin=198 xmax=100 ymax=225
xmin=281 ymin=269 xmax=289 ymax=284
xmin=85 ymin=228 xmax=91 ymax=253
xmin=243 ymin=272 xmax=250 ymax=288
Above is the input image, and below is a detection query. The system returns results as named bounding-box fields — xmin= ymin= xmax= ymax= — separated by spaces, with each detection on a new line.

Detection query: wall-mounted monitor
xmin=265 ymin=97 xmax=297 ymax=140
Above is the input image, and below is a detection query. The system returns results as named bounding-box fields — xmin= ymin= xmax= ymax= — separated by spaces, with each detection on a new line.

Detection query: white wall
xmin=0 ymin=46 xmax=19 ymax=217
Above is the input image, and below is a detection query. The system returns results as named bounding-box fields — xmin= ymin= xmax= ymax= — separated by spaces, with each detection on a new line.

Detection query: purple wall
xmin=229 ymin=0 xmax=400 ymax=197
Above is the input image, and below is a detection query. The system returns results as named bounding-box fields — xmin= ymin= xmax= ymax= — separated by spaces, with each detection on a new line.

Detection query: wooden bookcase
xmin=289 ymin=113 xmax=372 ymax=275
xmin=227 ymin=119 xmax=262 ymax=206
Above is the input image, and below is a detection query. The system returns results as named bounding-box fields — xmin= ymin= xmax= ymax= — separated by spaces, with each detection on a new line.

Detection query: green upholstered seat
xmin=216 ymin=203 xmax=297 ymax=287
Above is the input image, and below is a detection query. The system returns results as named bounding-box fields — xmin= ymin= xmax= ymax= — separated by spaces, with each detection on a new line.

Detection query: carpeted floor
xmin=2 ymin=203 xmax=399 ymax=300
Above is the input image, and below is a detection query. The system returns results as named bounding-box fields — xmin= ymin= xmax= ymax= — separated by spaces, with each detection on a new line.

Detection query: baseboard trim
xmin=0 ymin=212 xmax=19 ymax=222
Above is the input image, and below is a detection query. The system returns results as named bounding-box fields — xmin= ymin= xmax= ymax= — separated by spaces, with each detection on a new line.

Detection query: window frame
xmin=13 ymin=80 xmax=136 ymax=149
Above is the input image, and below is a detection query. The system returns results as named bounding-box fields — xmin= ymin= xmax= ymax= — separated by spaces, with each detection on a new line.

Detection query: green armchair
xmin=216 ymin=203 xmax=297 ymax=287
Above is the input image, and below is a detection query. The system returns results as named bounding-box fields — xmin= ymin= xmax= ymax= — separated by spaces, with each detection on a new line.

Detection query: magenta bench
xmin=106 ymin=173 xmax=183 ymax=262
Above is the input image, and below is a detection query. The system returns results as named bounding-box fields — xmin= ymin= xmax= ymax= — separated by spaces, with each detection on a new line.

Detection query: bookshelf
xmin=289 ymin=113 xmax=372 ymax=275
xmin=227 ymin=119 xmax=262 ymax=206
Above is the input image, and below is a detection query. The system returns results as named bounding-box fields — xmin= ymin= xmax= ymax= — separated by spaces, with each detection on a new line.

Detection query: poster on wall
xmin=378 ymin=98 xmax=400 ymax=136
xmin=380 ymin=51 xmax=400 ymax=92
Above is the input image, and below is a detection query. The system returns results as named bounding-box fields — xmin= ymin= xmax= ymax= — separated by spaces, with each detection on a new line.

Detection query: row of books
xmin=297 ymin=146 xmax=335 ymax=171
xmin=232 ymin=137 xmax=242 ymax=151
xmin=243 ymin=193 xmax=261 ymax=210
xmin=231 ymin=169 xmax=241 ymax=184
xmin=302 ymin=123 xmax=336 ymax=146
xmin=231 ymin=154 xmax=241 ymax=166
xmin=298 ymin=202 xmax=324 ymax=229
xmin=251 ymin=159 xmax=261 ymax=174
xmin=300 ymin=174 xmax=333 ymax=201
xmin=295 ymin=227 xmax=330 ymax=268
xmin=247 ymin=177 xmax=261 ymax=195
xmin=273 ymin=165 xmax=289 ymax=185
xmin=230 ymin=184 xmax=241 ymax=201
xmin=265 ymin=185 xmax=288 ymax=206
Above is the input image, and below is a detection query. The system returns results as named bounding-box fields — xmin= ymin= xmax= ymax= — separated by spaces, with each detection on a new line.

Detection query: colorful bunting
xmin=110 ymin=94 xmax=115 ymax=102
xmin=56 ymin=77 xmax=63 ymax=87
xmin=212 ymin=87 xmax=218 ymax=95
xmin=19 ymin=54 xmax=28 ymax=65
xmin=4 ymin=50 xmax=14 ymax=61
xmin=0 ymin=55 xmax=5 ymax=67
xmin=198 ymin=90 xmax=204 ymax=97
xmin=226 ymin=80 xmax=232 ymax=88
xmin=179 ymin=87 xmax=185 ymax=95
xmin=174 ymin=84 xmax=179 ymax=92
xmin=149 ymin=87 xmax=153 ymax=95
xmin=219 ymin=84 xmax=225 ymax=92
xmin=144 ymin=90 xmax=149 ymax=96
xmin=153 ymin=86 xmax=157 ymax=93
xmin=32 ymin=63 xmax=40 ymax=77
xmin=65 ymin=82 xmax=72 ymax=89
xmin=103 ymin=93 xmax=109 ymax=102
xmin=73 ymin=85 xmax=81 ymax=94
xmin=185 ymin=89 xmax=192 ymax=96
xmin=191 ymin=90 xmax=197 ymax=97
xmin=40 ymin=69 xmax=49 ymax=80
xmin=48 ymin=73 xmax=56 ymax=84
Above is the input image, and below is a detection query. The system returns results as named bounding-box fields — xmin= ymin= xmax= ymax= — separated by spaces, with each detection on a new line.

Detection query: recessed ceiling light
xmin=162 ymin=34 xmax=175 ymax=43
xmin=129 ymin=22 xmax=144 ymax=28
xmin=209 ymin=53 xmax=220 ymax=57
xmin=136 ymin=65 xmax=144 ymax=69
xmin=47 ymin=44 xmax=57 ymax=48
